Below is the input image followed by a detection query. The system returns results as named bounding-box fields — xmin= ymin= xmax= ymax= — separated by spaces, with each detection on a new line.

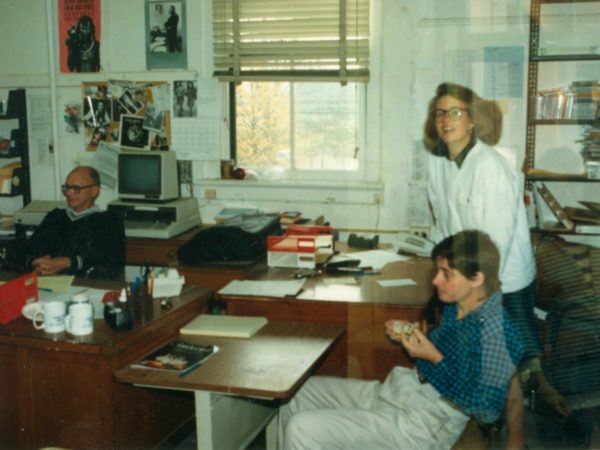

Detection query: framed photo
xmin=145 ymin=0 xmax=187 ymax=69
xmin=119 ymin=115 xmax=149 ymax=150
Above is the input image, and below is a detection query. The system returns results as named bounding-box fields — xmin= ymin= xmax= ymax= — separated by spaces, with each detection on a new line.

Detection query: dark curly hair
xmin=431 ymin=229 xmax=501 ymax=294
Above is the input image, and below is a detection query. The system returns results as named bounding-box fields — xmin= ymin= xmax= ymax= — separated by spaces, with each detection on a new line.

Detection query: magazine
xmin=131 ymin=340 xmax=218 ymax=376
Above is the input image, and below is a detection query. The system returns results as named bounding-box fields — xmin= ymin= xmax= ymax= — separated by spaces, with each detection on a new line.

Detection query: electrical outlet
xmin=409 ymin=227 xmax=430 ymax=239
xmin=374 ymin=193 xmax=384 ymax=205
xmin=204 ymin=189 xmax=216 ymax=199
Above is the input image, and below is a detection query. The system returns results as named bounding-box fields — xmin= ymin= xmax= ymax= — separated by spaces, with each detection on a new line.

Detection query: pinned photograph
xmin=173 ymin=80 xmax=197 ymax=118
xmin=144 ymin=104 xmax=165 ymax=132
xmin=119 ymin=115 xmax=149 ymax=150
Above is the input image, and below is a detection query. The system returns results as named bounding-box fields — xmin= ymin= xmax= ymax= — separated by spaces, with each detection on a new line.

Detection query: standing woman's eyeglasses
xmin=433 ymin=107 xmax=468 ymax=122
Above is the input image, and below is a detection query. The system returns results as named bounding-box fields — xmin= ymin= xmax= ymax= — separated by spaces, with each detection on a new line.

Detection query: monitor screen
xmin=118 ymin=150 xmax=179 ymax=201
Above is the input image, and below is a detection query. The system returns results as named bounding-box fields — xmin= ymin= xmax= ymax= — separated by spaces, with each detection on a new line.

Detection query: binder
xmin=0 ymin=272 xmax=38 ymax=324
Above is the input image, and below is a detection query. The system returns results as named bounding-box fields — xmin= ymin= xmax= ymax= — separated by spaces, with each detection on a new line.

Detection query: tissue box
xmin=152 ymin=269 xmax=185 ymax=298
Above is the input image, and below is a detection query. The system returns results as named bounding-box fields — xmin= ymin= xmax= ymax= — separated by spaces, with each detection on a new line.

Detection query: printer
xmin=107 ymin=197 xmax=201 ymax=239
xmin=14 ymin=200 xmax=67 ymax=227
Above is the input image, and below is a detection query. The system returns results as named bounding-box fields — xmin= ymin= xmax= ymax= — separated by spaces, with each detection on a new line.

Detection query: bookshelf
xmin=524 ymin=0 xmax=600 ymax=235
xmin=0 ymin=89 xmax=30 ymax=205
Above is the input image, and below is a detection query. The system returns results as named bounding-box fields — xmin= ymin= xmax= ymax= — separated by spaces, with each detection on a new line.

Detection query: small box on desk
xmin=0 ymin=272 xmax=38 ymax=324
xmin=267 ymin=225 xmax=334 ymax=269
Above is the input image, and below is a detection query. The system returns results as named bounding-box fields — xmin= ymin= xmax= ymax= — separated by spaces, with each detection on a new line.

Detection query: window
xmin=233 ymin=81 xmax=364 ymax=179
xmin=212 ymin=0 xmax=369 ymax=83
xmin=212 ymin=0 xmax=370 ymax=180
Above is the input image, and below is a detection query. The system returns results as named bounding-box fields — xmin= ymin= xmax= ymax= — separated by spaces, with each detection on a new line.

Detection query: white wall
xmin=0 ymin=0 xmax=598 ymax=247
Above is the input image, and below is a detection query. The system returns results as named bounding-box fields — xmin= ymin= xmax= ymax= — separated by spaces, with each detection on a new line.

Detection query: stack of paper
xmin=180 ymin=314 xmax=268 ymax=338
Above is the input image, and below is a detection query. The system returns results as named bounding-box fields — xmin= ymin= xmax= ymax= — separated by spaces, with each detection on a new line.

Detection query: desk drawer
xmin=126 ymin=241 xmax=180 ymax=265
xmin=125 ymin=228 xmax=200 ymax=266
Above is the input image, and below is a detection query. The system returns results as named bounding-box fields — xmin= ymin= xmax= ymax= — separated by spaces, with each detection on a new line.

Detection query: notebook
xmin=180 ymin=314 xmax=268 ymax=338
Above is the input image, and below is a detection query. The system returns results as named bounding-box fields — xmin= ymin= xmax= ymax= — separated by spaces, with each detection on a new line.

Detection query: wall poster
xmin=145 ymin=0 xmax=188 ymax=69
xmin=58 ymin=0 xmax=102 ymax=73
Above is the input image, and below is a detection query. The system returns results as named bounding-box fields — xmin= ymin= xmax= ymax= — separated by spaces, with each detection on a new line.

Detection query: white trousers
xmin=278 ymin=367 xmax=469 ymax=450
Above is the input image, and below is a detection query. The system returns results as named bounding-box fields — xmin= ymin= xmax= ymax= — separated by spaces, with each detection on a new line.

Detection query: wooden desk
xmin=220 ymin=256 xmax=436 ymax=381
xmin=115 ymin=320 xmax=343 ymax=450
xmin=0 ymin=279 xmax=211 ymax=450
xmin=125 ymin=227 xmax=266 ymax=291
xmin=125 ymin=227 xmax=200 ymax=266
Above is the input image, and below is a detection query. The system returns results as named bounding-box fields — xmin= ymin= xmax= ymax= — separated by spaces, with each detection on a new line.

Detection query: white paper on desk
xmin=323 ymin=276 xmax=357 ymax=285
xmin=38 ymin=275 xmax=75 ymax=292
xmin=218 ymin=279 xmax=305 ymax=298
xmin=377 ymin=278 xmax=417 ymax=288
xmin=38 ymin=287 xmax=112 ymax=319
xmin=339 ymin=249 xmax=409 ymax=270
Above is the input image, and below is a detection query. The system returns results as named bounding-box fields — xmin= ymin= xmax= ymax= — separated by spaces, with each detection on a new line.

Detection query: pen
xmin=178 ymin=362 xmax=202 ymax=378
xmin=149 ymin=270 xmax=154 ymax=296
xmin=39 ymin=287 xmax=53 ymax=292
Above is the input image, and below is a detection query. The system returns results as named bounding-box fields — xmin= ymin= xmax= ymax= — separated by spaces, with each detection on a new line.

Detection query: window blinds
xmin=212 ymin=0 xmax=370 ymax=83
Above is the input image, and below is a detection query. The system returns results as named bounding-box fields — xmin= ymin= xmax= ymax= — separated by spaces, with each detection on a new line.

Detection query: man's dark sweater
xmin=25 ymin=208 xmax=125 ymax=280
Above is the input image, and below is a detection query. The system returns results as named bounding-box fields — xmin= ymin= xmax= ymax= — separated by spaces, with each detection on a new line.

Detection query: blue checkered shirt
xmin=415 ymin=291 xmax=524 ymax=423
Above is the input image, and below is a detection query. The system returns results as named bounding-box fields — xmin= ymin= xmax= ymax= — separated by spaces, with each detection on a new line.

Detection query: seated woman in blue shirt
xmin=278 ymin=230 xmax=523 ymax=450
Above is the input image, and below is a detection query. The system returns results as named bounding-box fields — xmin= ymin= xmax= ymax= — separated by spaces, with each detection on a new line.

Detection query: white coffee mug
xmin=33 ymin=301 xmax=66 ymax=333
xmin=65 ymin=303 xmax=94 ymax=336
xmin=68 ymin=293 xmax=90 ymax=310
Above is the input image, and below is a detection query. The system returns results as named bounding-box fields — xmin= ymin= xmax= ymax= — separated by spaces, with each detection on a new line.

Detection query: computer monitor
xmin=118 ymin=150 xmax=180 ymax=202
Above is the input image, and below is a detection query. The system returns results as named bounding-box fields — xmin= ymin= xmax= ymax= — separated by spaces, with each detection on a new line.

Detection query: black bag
xmin=177 ymin=214 xmax=282 ymax=265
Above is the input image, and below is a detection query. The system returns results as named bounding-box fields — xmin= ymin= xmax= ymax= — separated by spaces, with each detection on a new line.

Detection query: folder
xmin=0 ymin=161 xmax=22 ymax=195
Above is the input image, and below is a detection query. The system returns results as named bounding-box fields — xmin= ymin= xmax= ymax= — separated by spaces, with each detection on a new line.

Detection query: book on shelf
xmin=573 ymin=223 xmax=600 ymax=234
xmin=535 ymin=183 xmax=574 ymax=231
xmin=180 ymin=314 xmax=268 ymax=339
xmin=131 ymin=340 xmax=218 ymax=376
xmin=564 ymin=206 xmax=600 ymax=225
xmin=579 ymin=200 xmax=600 ymax=213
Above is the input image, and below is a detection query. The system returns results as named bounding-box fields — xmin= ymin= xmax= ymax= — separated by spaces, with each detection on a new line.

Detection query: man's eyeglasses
xmin=61 ymin=184 xmax=97 ymax=194
xmin=433 ymin=107 xmax=468 ymax=122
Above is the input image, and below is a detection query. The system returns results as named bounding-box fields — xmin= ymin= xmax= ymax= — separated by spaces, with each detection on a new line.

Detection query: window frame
xmin=227 ymin=80 xmax=370 ymax=183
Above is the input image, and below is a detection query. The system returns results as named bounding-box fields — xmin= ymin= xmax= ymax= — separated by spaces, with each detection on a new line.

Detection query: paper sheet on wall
xmin=483 ymin=46 xmax=524 ymax=98
xmin=409 ymin=141 xmax=432 ymax=227
xmin=171 ymin=117 xmax=219 ymax=160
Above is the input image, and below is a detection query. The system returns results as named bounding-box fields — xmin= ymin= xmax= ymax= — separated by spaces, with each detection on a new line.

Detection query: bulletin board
xmin=81 ymin=80 xmax=170 ymax=152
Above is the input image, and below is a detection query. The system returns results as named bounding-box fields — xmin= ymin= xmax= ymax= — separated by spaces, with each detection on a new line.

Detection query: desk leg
xmin=265 ymin=411 xmax=278 ymax=450
xmin=194 ymin=391 xmax=278 ymax=450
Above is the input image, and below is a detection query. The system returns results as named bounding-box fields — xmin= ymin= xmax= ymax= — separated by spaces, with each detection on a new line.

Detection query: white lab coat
xmin=427 ymin=141 xmax=535 ymax=293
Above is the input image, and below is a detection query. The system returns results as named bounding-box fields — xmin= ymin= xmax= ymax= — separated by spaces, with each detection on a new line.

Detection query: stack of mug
xmin=28 ymin=293 xmax=94 ymax=335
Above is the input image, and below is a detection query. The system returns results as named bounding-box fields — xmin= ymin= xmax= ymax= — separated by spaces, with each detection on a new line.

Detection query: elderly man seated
xmin=24 ymin=166 xmax=125 ymax=280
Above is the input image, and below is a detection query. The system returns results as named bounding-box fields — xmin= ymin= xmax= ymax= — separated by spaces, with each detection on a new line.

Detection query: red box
xmin=0 ymin=272 xmax=38 ymax=324
xmin=267 ymin=226 xmax=334 ymax=268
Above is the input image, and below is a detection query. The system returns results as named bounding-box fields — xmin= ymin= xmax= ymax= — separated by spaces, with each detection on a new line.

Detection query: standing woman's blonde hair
xmin=423 ymin=83 xmax=503 ymax=151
